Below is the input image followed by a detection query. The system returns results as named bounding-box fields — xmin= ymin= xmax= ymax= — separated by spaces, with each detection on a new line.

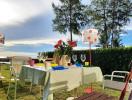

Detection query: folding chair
xmin=7 ymin=56 xmax=32 ymax=100
xmin=7 ymin=66 xmax=19 ymax=100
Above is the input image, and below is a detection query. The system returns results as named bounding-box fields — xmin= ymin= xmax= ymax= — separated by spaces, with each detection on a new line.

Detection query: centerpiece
xmin=54 ymin=40 xmax=77 ymax=66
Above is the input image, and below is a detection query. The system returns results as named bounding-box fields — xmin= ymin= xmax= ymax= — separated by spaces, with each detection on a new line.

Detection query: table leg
xmin=42 ymin=72 xmax=50 ymax=100
xmin=48 ymin=93 xmax=53 ymax=100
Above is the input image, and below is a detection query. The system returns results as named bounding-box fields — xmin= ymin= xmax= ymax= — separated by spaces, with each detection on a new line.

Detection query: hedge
xmin=46 ymin=47 xmax=132 ymax=74
xmin=91 ymin=47 xmax=132 ymax=74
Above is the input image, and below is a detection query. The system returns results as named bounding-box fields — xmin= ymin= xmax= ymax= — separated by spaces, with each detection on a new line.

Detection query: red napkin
xmin=28 ymin=59 xmax=34 ymax=66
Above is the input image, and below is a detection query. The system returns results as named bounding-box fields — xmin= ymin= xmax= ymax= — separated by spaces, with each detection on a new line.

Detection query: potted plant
xmin=54 ymin=40 xmax=77 ymax=65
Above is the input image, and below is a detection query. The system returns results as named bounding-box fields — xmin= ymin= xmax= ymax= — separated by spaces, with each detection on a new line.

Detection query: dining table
xmin=19 ymin=65 xmax=103 ymax=100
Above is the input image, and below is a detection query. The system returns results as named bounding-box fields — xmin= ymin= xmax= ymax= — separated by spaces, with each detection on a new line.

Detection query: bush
xmin=46 ymin=46 xmax=132 ymax=74
xmin=92 ymin=47 xmax=132 ymax=74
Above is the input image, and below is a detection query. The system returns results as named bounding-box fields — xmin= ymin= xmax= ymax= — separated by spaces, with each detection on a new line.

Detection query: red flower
xmin=87 ymin=36 xmax=91 ymax=40
xmin=54 ymin=40 xmax=63 ymax=49
xmin=54 ymin=44 xmax=59 ymax=48
xmin=54 ymin=40 xmax=77 ymax=50
xmin=57 ymin=40 xmax=62 ymax=46
xmin=68 ymin=41 xmax=77 ymax=47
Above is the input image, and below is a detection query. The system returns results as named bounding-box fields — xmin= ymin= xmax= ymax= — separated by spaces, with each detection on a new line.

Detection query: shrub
xmin=46 ymin=46 xmax=132 ymax=74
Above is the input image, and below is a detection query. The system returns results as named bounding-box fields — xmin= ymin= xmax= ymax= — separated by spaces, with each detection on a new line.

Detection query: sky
xmin=0 ymin=0 xmax=132 ymax=58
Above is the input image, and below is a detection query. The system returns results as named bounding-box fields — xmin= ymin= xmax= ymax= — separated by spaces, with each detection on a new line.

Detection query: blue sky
xmin=121 ymin=30 xmax=132 ymax=46
xmin=0 ymin=0 xmax=131 ymax=57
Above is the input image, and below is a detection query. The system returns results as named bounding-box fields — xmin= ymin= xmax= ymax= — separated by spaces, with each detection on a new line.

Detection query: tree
xmin=86 ymin=0 xmax=111 ymax=48
xmin=86 ymin=0 xmax=132 ymax=48
xmin=108 ymin=0 xmax=132 ymax=47
xmin=52 ymin=0 xmax=88 ymax=41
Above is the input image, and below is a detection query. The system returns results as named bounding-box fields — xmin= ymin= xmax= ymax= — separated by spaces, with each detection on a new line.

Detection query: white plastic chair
xmin=103 ymin=71 xmax=132 ymax=91
xmin=7 ymin=56 xmax=32 ymax=100
xmin=7 ymin=66 xmax=19 ymax=100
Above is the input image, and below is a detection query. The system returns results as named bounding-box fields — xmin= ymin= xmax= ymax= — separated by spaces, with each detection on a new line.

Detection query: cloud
xmin=0 ymin=0 xmax=55 ymax=27
xmin=4 ymin=33 xmax=73 ymax=47
xmin=0 ymin=51 xmax=37 ymax=58
xmin=124 ymin=23 xmax=132 ymax=30
xmin=4 ymin=38 xmax=57 ymax=47
xmin=73 ymin=46 xmax=100 ymax=50
xmin=120 ymin=34 xmax=127 ymax=36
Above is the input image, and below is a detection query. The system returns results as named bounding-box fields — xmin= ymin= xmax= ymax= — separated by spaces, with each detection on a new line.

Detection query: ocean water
xmin=121 ymin=30 xmax=132 ymax=46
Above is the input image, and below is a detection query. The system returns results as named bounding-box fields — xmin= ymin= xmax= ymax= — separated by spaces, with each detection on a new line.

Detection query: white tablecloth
xmin=19 ymin=65 xmax=103 ymax=100
xmin=83 ymin=67 xmax=103 ymax=84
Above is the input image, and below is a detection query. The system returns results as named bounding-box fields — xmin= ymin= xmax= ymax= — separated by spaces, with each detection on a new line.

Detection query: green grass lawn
xmin=0 ymin=64 xmax=129 ymax=100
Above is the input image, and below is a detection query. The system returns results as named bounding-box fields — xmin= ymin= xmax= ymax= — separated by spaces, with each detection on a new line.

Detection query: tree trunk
xmin=111 ymin=0 xmax=116 ymax=48
xmin=69 ymin=0 xmax=73 ymax=41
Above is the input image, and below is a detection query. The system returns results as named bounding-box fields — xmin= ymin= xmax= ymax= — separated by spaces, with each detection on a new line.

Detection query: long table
xmin=19 ymin=65 xmax=103 ymax=100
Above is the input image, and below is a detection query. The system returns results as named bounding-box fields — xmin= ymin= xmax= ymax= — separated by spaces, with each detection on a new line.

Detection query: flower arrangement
xmin=54 ymin=40 xmax=77 ymax=57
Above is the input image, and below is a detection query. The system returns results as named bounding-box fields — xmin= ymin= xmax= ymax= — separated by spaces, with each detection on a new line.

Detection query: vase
xmin=59 ymin=55 xmax=71 ymax=66
xmin=53 ymin=54 xmax=61 ymax=65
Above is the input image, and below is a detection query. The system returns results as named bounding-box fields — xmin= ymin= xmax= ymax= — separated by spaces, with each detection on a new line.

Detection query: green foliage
xmin=46 ymin=47 xmax=132 ymax=74
xmin=52 ymin=0 xmax=88 ymax=40
xmin=54 ymin=41 xmax=73 ymax=57
xmin=86 ymin=0 xmax=132 ymax=48
xmin=77 ymin=47 xmax=132 ymax=74
xmin=92 ymin=47 xmax=132 ymax=74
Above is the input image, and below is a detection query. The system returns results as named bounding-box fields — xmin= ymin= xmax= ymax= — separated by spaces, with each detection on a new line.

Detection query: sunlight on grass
xmin=0 ymin=64 xmax=129 ymax=100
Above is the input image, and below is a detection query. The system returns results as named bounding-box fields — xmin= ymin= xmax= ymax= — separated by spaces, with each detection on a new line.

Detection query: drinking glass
xmin=72 ymin=54 xmax=77 ymax=63
xmin=38 ymin=52 xmax=43 ymax=63
xmin=80 ymin=54 xmax=86 ymax=66
xmin=80 ymin=54 xmax=86 ymax=63
xmin=42 ymin=52 xmax=48 ymax=62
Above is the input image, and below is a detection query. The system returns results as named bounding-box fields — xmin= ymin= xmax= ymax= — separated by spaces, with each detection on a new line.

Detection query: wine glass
xmin=72 ymin=54 xmax=77 ymax=63
xmin=38 ymin=52 xmax=43 ymax=63
xmin=42 ymin=52 xmax=48 ymax=62
xmin=80 ymin=54 xmax=86 ymax=65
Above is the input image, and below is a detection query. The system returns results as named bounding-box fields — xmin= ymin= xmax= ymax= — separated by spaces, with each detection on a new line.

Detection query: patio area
xmin=0 ymin=64 xmax=130 ymax=100
xmin=0 ymin=0 xmax=132 ymax=100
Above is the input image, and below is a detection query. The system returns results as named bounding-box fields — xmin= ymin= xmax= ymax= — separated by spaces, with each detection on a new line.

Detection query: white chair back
xmin=103 ymin=71 xmax=132 ymax=91
xmin=11 ymin=56 xmax=31 ymax=74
